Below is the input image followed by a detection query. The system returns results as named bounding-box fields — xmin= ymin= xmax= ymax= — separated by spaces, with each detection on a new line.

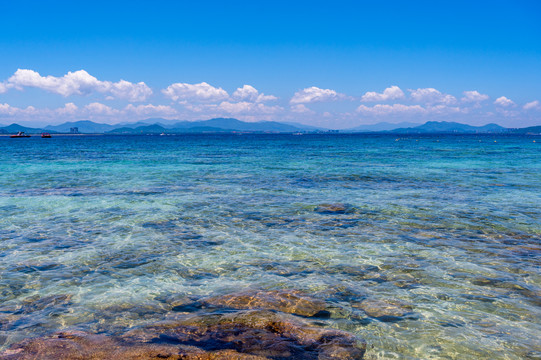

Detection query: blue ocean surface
xmin=0 ymin=134 xmax=539 ymax=359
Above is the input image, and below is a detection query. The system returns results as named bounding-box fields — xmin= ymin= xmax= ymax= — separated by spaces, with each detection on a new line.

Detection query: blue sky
xmin=1 ymin=0 xmax=540 ymax=128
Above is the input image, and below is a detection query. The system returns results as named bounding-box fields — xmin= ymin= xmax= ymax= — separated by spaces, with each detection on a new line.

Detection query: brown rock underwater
xmin=0 ymin=291 xmax=366 ymax=359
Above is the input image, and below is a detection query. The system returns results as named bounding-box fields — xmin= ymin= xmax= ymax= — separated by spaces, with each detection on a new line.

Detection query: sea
xmin=0 ymin=133 xmax=539 ymax=359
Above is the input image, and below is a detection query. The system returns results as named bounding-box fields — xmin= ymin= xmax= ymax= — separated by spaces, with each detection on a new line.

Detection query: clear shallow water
xmin=0 ymin=134 xmax=539 ymax=359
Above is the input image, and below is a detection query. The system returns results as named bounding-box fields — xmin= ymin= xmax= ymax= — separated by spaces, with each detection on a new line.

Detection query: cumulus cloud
xmin=7 ymin=69 xmax=152 ymax=101
xmin=83 ymin=102 xmax=119 ymax=116
xmin=0 ymin=103 xmax=19 ymax=116
xmin=461 ymin=90 xmax=489 ymax=103
xmin=0 ymin=103 xmax=40 ymax=116
xmin=357 ymin=104 xmax=426 ymax=115
xmin=9 ymin=69 xmax=97 ymax=96
xmin=233 ymin=85 xmax=258 ymax=101
xmin=494 ymin=96 xmax=515 ymax=107
xmin=232 ymin=85 xmax=277 ymax=102
xmin=523 ymin=100 xmax=540 ymax=110
xmin=290 ymin=86 xmax=345 ymax=104
xmin=162 ymin=82 xmax=228 ymax=102
xmin=409 ymin=88 xmax=456 ymax=105
xmin=361 ymin=86 xmax=405 ymax=102
xmin=56 ymin=102 xmax=78 ymax=115
xmin=106 ymin=80 xmax=152 ymax=102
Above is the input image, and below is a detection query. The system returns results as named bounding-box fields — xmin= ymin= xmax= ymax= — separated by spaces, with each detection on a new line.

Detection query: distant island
xmin=1 ymin=118 xmax=540 ymax=135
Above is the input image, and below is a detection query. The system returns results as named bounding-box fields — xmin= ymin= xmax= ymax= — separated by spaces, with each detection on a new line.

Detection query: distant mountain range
xmin=387 ymin=121 xmax=509 ymax=134
xmin=1 ymin=118 xmax=540 ymax=135
xmin=45 ymin=120 xmax=117 ymax=133
xmin=108 ymin=118 xmax=305 ymax=134
xmin=0 ymin=123 xmax=57 ymax=134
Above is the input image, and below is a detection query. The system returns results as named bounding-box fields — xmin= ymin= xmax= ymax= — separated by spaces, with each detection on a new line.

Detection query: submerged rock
xmin=16 ymin=294 xmax=72 ymax=315
xmin=471 ymin=277 xmax=529 ymax=291
xmin=0 ymin=330 xmax=266 ymax=359
xmin=128 ymin=309 xmax=366 ymax=359
xmin=1 ymin=310 xmax=366 ymax=359
xmin=0 ymin=313 xmax=19 ymax=331
xmin=246 ymin=260 xmax=316 ymax=278
xmin=314 ymin=203 xmax=354 ymax=214
xmin=141 ymin=219 xmax=178 ymax=231
xmin=1 ymin=289 xmax=366 ymax=359
xmin=202 ymin=290 xmax=329 ymax=317
xmin=324 ymin=265 xmax=384 ymax=282
xmin=352 ymin=298 xmax=413 ymax=321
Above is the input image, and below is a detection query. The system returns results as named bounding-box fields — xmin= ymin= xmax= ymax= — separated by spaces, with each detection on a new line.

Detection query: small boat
xmin=10 ymin=131 xmax=31 ymax=138
xmin=41 ymin=132 xmax=51 ymax=138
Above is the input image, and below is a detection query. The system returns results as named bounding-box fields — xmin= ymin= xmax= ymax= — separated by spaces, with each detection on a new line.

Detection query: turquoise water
xmin=0 ymin=134 xmax=540 ymax=359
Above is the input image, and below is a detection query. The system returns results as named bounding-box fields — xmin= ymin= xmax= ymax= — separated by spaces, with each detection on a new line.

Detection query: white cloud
xmin=356 ymin=103 xmax=465 ymax=118
xmin=124 ymin=103 xmax=177 ymax=116
xmin=56 ymin=102 xmax=78 ymax=115
xmin=290 ymin=86 xmax=345 ymax=104
xmin=361 ymin=86 xmax=405 ymax=102
xmin=0 ymin=101 xmax=182 ymax=123
xmin=523 ymin=100 xmax=540 ymax=110
xmin=357 ymin=104 xmax=426 ymax=115
xmin=0 ymin=103 xmax=19 ymax=116
xmin=9 ymin=69 xmax=99 ymax=96
xmin=0 ymin=82 xmax=10 ymax=94
xmin=162 ymin=82 xmax=229 ymax=102
xmin=83 ymin=102 xmax=119 ymax=116
xmin=84 ymin=102 xmax=177 ymax=117
xmin=217 ymin=101 xmax=251 ymax=113
xmin=494 ymin=96 xmax=515 ymax=107
xmin=107 ymin=80 xmax=152 ymax=102
xmin=7 ymin=69 xmax=152 ymax=101
xmin=180 ymin=103 xmax=211 ymax=113
xmin=409 ymin=88 xmax=456 ymax=105
xmin=0 ymin=103 xmax=40 ymax=116
xmin=232 ymin=85 xmax=277 ymax=102
xmin=461 ymin=90 xmax=489 ymax=103
xmin=233 ymin=85 xmax=258 ymax=101
xmin=232 ymin=85 xmax=258 ymax=101
xmin=290 ymin=104 xmax=315 ymax=114
xmin=426 ymin=104 xmax=463 ymax=115
xmin=217 ymin=101 xmax=282 ymax=114
xmin=495 ymin=108 xmax=519 ymax=117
